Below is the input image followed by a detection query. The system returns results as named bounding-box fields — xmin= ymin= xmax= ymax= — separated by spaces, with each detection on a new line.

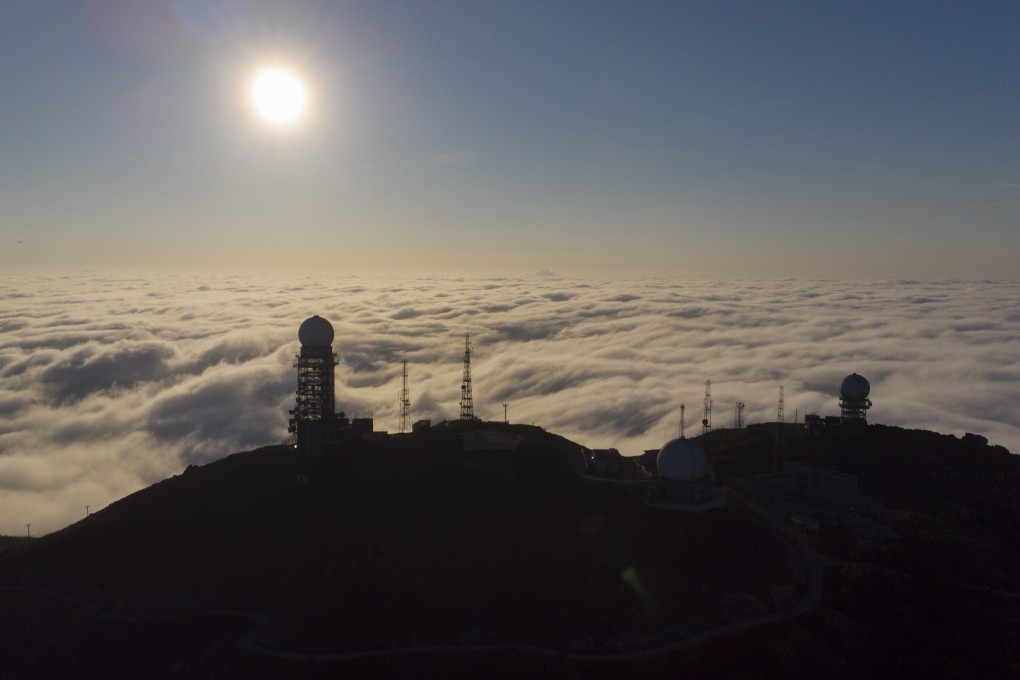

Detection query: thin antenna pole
xmin=680 ymin=402 xmax=686 ymax=439
xmin=85 ymin=505 xmax=90 ymax=518
xmin=702 ymin=381 xmax=712 ymax=435
xmin=26 ymin=524 xmax=31 ymax=538
xmin=399 ymin=359 xmax=411 ymax=433
xmin=459 ymin=334 xmax=474 ymax=420
xmin=502 ymin=401 xmax=509 ymax=424
xmin=775 ymin=385 xmax=785 ymax=471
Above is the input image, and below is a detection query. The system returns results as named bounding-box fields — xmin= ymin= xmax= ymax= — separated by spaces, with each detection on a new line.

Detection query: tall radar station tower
xmin=839 ymin=373 xmax=872 ymax=424
xmin=459 ymin=333 xmax=475 ymax=420
xmin=289 ymin=316 xmax=339 ymax=468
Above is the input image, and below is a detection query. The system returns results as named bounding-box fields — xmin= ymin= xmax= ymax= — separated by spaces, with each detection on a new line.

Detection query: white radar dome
xmin=840 ymin=373 xmax=871 ymax=400
xmin=656 ymin=438 xmax=708 ymax=482
xmin=298 ymin=315 xmax=334 ymax=347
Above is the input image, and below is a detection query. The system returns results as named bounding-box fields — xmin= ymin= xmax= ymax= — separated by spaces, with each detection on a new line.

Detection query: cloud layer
xmin=2 ymin=273 xmax=1017 ymax=534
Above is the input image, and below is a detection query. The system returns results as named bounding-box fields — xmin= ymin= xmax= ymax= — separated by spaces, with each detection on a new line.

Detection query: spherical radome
xmin=298 ymin=315 xmax=334 ymax=347
xmin=840 ymin=373 xmax=871 ymax=400
xmin=657 ymin=438 xmax=708 ymax=482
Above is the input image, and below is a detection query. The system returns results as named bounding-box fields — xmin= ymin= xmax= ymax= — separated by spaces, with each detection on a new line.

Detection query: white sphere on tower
xmin=298 ymin=315 xmax=334 ymax=347
xmin=840 ymin=373 xmax=871 ymax=401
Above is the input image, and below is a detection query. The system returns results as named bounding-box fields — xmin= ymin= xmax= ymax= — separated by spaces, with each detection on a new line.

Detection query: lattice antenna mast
xmin=459 ymin=333 xmax=474 ymax=420
xmin=399 ymin=359 xmax=411 ymax=433
xmin=701 ymin=380 xmax=713 ymax=435
xmin=734 ymin=402 xmax=745 ymax=430
xmin=774 ymin=385 xmax=785 ymax=471
xmin=680 ymin=402 xmax=686 ymax=439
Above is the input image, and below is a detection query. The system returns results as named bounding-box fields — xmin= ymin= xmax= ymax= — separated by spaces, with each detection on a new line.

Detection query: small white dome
xmin=298 ymin=315 xmax=334 ymax=347
xmin=840 ymin=373 xmax=870 ymax=400
xmin=657 ymin=438 xmax=708 ymax=482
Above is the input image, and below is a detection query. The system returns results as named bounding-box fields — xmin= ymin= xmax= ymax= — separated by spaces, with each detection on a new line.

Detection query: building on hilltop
xmin=751 ymin=462 xmax=857 ymax=512
xmin=805 ymin=372 xmax=874 ymax=438
xmin=641 ymin=437 xmax=727 ymax=512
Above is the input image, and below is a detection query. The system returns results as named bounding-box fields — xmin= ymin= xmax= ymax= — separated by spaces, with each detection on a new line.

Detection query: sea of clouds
xmin=2 ymin=273 xmax=1018 ymax=534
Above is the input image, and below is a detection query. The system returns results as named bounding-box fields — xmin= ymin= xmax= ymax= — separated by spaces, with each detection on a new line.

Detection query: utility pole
xmin=85 ymin=505 xmax=90 ymax=518
xmin=502 ymin=401 xmax=509 ymax=424
xmin=680 ymin=402 xmax=686 ymax=439
xmin=26 ymin=524 xmax=31 ymax=538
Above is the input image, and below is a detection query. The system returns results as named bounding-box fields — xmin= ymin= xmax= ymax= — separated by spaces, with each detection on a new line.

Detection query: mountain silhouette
xmin=2 ymin=421 xmax=1018 ymax=678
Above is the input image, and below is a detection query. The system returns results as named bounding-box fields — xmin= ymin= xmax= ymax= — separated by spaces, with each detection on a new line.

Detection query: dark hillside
xmin=6 ymin=423 xmax=1018 ymax=677
xmin=791 ymin=424 xmax=1020 ymax=590
xmin=1 ymin=423 xmax=796 ymax=656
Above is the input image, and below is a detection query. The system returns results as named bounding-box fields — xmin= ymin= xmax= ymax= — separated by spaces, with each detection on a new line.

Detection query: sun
xmin=250 ymin=68 xmax=307 ymax=126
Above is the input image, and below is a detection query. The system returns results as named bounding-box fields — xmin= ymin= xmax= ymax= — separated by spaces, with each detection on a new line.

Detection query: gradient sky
xmin=2 ymin=1 xmax=1018 ymax=277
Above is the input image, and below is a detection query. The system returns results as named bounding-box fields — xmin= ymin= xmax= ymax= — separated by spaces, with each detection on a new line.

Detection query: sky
xmin=2 ymin=0 xmax=1019 ymax=277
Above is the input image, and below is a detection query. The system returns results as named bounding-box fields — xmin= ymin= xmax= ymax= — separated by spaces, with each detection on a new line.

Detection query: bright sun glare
xmin=250 ymin=68 xmax=307 ymax=126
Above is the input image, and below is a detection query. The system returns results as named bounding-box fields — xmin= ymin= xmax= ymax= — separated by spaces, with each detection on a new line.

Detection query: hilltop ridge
xmin=2 ymin=421 xmax=1019 ymax=678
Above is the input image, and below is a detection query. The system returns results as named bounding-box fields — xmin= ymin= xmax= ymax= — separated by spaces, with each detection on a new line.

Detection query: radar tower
xmin=839 ymin=373 xmax=872 ymax=424
xmin=289 ymin=316 xmax=339 ymax=475
xmin=459 ymin=333 xmax=474 ymax=420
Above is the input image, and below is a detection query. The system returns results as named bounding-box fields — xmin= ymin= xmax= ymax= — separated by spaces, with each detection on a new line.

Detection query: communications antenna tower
xmin=774 ymin=385 xmax=785 ymax=471
xmin=702 ymin=380 xmax=713 ymax=435
xmin=734 ymin=402 xmax=745 ymax=429
xmin=459 ymin=334 xmax=474 ymax=420
xmin=399 ymin=359 xmax=411 ymax=433
xmin=680 ymin=402 xmax=686 ymax=439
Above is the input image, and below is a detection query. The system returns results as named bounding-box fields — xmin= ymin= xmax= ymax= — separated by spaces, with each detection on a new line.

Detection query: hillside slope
xmin=1 ymin=423 xmax=794 ymax=656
